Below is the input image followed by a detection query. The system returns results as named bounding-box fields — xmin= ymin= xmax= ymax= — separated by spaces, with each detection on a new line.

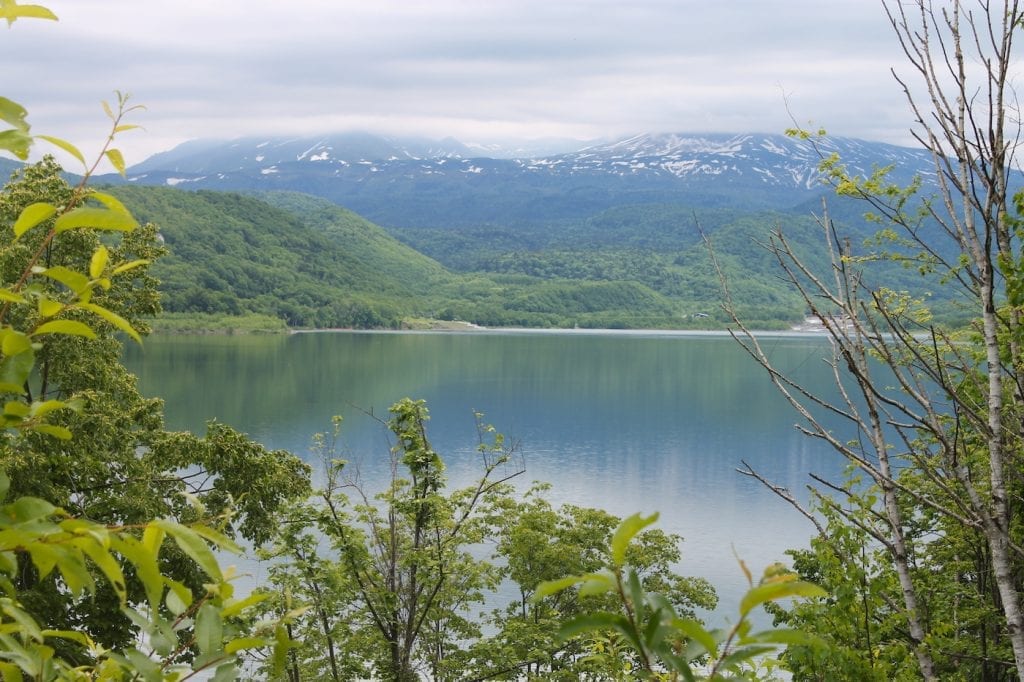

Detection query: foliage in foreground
xmin=721 ymin=2 xmax=1024 ymax=680
xmin=537 ymin=512 xmax=824 ymax=680
xmin=0 ymin=2 xmax=304 ymax=677
xmin=0 ymin=470 xmax=291 ymax=680
xmin=253 ymin=402 xmax=831 ymax=681
xmin=0 ymin=3 xmax=830 ymax=680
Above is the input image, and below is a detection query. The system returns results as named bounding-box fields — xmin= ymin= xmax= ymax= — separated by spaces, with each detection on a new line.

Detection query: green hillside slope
xmin=110 ymin=183 xmax=951 ymax=331
xmin=108 ymin=186 xmax=688 ymax=329
xmin=110 ymin=186 xmax=448 ymax=327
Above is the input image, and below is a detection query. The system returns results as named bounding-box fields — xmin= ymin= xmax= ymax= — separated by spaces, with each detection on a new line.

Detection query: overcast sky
xmin=2 ymin=1 xmax=924 ymax=168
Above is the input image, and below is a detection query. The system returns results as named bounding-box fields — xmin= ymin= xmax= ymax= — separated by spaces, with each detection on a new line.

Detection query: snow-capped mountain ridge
xmin=115 ymin=131 xmax=941 ymax=229
xmin=129 ymin=130 xmax=933 ymax=183
xmin=546 ymin=132 xmax=934 ymax=186
xmin=129 ymin=132 xmax=475 ymax=175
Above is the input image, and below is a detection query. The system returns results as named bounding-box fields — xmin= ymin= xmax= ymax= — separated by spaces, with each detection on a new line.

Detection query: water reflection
xmin=124 ymin=330 xmax=848 ymax=616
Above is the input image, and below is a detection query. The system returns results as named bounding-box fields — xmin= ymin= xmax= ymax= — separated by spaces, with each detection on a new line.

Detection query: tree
xmin=715 ymin=1 xmax=1024 ymax=679
xmin=465 ymin=483 xmax=717 ymax=680
xmin=262 ymin=402 xmax=522 ymax=681
xmin=0 ymin=1 xmax=311 ymax=670
xmin=0 ymin=154 xmax=312 ymax=653
xmin=536 ymin=512 xmax=825 ymax=681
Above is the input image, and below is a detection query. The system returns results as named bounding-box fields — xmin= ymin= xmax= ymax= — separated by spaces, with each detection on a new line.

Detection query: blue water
xmin=124 ymin=329 xmax=848 ymax=620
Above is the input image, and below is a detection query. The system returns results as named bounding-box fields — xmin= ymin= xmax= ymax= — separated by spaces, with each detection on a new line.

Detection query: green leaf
xmin=110 ymin=535 xmax=163 ymax=609
xmin=50 ymin=553 xmax=93 ymax=596
xmin=142 ymin=523 xmax=165 ymax=554
xmin=164 ymin=584 xmax=188 ymax=616
xmin=558 ymin=612 xmax=632 ymax=641
xmin=739 ymin=579 xmax=826 ymax=618
xmin=0 ymin=602 xmax=43 ymax=643
xmin=534 ymin=574 xmax=587 ymax=600
xmin=36 ymin=265 xmax=89 ymax=293
xmin=1 ymin=329 xmax=32 ymax=356
xmin=0 ymin=289 xmax=25 ymax=304
xmin=211 ymin=662 xmax=239 ymax=682
xmin=672 ymin=617 xmax=719 ymax=658
xmin=224 ymin=636 xmax=267 ymax=654
xmin=88 ymin=190 xmax=132 ymax=214
xmin=718 ymin=644 xmax=777 ymax=670
xmin=54 ymin=207 xmax=137 ymax=233
xmin=36 ymin=135 xmax=85 ymax=169
xmin=121 ymin=648 xmax=161 ymax=678
xmin=0 ymin=129 xmax=31 ymax=161
xmin=164 ymin=577 xmax=193 ymax=613
xmin=0 ymin=345 xmax=33 ymax=394
xmin=0 ymin=661 xmax=21 ymax=682
xmin=0 ymin=97 xmax=28 ymax=131
xmin=0 ymin=3 xmax=57 ymax=25
xmin=89 ymin=246 xmax=109 ymax=279
xmin=33 ymin=320 xmax=96 ymax=339
xmin=111 ymin=259 xmax=149 ymax=275
xmin=7 ymin=495 xmax=56 ymax=521
xmin=221 ymin=592 xmax=269 ymax=619
xmin=37 ymin=297 xmax=62 ymax=319
xmin=642 ymin=606 xmax=668 ymax=647
xmin=154 ymin=519 xmax=222 ymax=580
xmin=578 ymin=571 xmax=615 ymax=597
xmin=739 ymin=627 xmax=818 ymax=647
xmin=104 ymin=148 xmax=126 ymax=176
xmin=77 ymin=538 xmax=127 ymax=603
xmin=30 ymin=423 xmax=71 ymax=440
xmin=12 ymin=202 xmax=56 ymax=239
xmin=610 ymin=511 xmax=658 ymax=568
xmin=25 ymin=542 xmax=60 ymax=580
xmin=577 ymin=569 xmax=614 ymax=593
xmin=3 ymin=400 xmax=29 ymax=418
xmin=78 ymin=302 xmax=141 ymax=343
xmin=189 ymin=522 xmax=242 ymax=555
xmin=195 ymin=602 xmax=223 ymax=655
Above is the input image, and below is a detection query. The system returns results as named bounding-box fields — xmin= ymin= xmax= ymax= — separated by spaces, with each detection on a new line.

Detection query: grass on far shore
xmin=147 ymin=312 xmax=289 ymax=335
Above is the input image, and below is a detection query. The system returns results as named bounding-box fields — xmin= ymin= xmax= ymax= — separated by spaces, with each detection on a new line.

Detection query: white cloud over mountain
xmin=5 ymin=1 xmax=913 ymax=170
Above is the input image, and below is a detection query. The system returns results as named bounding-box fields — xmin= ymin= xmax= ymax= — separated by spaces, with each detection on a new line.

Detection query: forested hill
xmin=91 ymin=131 xmax=968 ymax=330
xmin=106 ymin=186 xmax=703 ymax=329
xmin=108 ymin=186 xmax=450 ymax=328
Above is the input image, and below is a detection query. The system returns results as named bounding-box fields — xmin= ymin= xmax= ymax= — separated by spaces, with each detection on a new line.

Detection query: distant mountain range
xmin=110 ymin=132 xmax=939 ymax=230
xmin=0 ymin=130 xmax=982 ymax=329
xmin=0 ymin=130 xmax=970 ymax=329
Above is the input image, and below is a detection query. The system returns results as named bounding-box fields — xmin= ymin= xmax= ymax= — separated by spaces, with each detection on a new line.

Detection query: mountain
xmin=128 ymin=132 xmax=474 ymax=175
xmin=113 ymin=131 xmax=938 ymax=231
xmin=0 ymin=157 xmax=21 ymax=181
xmin=554 ymin=133 xmax=933 ymax=189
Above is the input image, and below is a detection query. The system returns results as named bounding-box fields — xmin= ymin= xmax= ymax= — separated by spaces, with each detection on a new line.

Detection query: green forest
xmin=4 ymin=1 xmax=1024 ymax=681
xmin=100 ymin=184 xmax=965 ymax=333
xmin=106 ymin=185 xmax=816 ymax=331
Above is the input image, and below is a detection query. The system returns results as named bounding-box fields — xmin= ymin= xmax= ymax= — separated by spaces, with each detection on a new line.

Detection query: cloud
xmin=3 ymin=0 xmax=917 ymax=168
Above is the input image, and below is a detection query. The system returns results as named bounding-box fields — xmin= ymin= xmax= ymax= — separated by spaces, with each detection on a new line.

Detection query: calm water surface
xmin=123 ymin=330 xmax=847 ymax=617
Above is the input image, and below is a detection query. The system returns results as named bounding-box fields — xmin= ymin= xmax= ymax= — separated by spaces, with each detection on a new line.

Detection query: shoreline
xmin=287 ymin=324 xmax=831 ymax=339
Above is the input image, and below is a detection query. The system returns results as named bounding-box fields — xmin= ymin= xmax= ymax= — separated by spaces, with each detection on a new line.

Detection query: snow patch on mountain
xmin=121 ymin=130 xmax=945 ymax=206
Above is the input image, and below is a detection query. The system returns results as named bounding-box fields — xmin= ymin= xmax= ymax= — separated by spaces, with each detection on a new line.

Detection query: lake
xmin=123 ymin=329 xmax=847 ymax=620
